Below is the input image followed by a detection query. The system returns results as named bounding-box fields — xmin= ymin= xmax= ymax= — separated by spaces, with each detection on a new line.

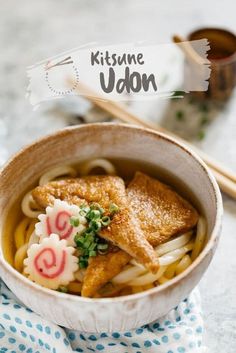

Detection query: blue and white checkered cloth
xmin=0 ymin=280 xmax=204 ymax=353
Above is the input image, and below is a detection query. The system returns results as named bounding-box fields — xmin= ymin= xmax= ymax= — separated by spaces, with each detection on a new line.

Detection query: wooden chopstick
xmin=70 ymin=80 xmax=236 ymax=199
xmin=172 ymin=35 xmax=207 ymax=66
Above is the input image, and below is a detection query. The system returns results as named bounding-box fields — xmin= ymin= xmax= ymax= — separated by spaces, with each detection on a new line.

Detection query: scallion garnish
xmin=176 ymin=110 xmax=185 ymax=121
xmin=79 ymin=209 xmax=87 ymax=217
xmin=109 ymin=203 xmax=119 ymax=214
xmin=79 ymin=257 xmax=88 ymax=269
xmin=90 ymin=220 xmax=102 ymax=232
xmin=97 ymin=243 xmax=108 ymax=250
xmin=79 ymin=204 xmax=90 ymax=217
xmin=70 ymin=216 xmax=80 ymax=227
xmin=89 ymin=250 xmax=97 ymax=257
xmin=90 ymin=202 xmax=105 ymax=214
xmin=101 ymin=216 xmax=111 ymax=226
xmin=74 ymin=201 xmax=120 ymax=268
xmin=85 ymin=228 xmax=95 ymax=237
xmin=88 ymin=209 xmax=101 ymax=220
xmin=197 ymin=130 xmax=205 ymax=141
xmin=57 ymin=286 xmax=68 ymax=293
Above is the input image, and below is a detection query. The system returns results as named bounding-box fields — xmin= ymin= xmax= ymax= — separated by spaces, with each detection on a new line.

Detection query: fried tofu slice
xmin=82 ymin=250 xmax=131 ymax=297
xmin=127 ymin=172 xmax=199 ymax=246
xmin=32 ymin=175 xmax=159 ymax=275
xmin=82 ymin=172 xmax=198 ymax=297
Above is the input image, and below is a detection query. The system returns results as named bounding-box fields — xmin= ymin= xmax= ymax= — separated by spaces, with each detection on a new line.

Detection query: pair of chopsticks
xmin=69 ymin=80 xmax=236 ymax=199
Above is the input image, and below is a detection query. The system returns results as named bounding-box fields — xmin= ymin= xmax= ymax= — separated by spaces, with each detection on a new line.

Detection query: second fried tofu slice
xmin=127 ymin=172 xmax=199 ymax=246
xmin=32 ymin=175 xmax=159 ymax=274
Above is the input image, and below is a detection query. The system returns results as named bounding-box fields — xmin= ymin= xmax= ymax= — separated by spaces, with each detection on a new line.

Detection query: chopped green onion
xmin=197 ymin=130 xmax=205 ymax=140
xmin=79 ymin=203 xmax=87 ymax=209
xmin=79 ymin=205 xmax=90 ymax=217
xmin=79 ymin=209 xmax=87 ymax=217
xmin=98 ymin=246 xmax=109 ymax=255
xmin=88 ymin=242 xmax=97 ymax=251
xmin=90 ymin=203 xmax=105 ymax=214
xmin=83 ymin=228 xmax=95 ymax=237
xmin=97 ymin=243 xmax=108 ymax=250
xmin=58 ymin=286 xmax=68 ymax=293
xmin=109 ymin=203 xmax=119 ymax=214
xmin=98 ymin=249 xmax=109 ymax=255
xmin=86 ymin=233 xmax=94 ymax=242
xmin=97 ymin=242 xmax=109 ymax=255
xmin=79 ymin=260 xmax=88 ymax=269
xmin=90 ymin=202 xmax=101 ymax=210
xmin=175 ymin=110 xmax=185 ymax=121
xmin=101 ymin=216 xmax=111 ymax=226
xmin=90 ymin=220 xmax=102 ymax=232
xmin=98 ymin=207 xmax=105 ymax=215
xmin=70 ymin=216 xmax=80 ymax=227
xmin=83 ymin=249 xmax=89 ymax=257
xmin=200 ymin=116 xmax=209 ymax=126
xmin=83 ymin=239 xmax=92 ymax=249
xmin=89 ymin=250 xmax=97 ymax=257
xmin=74 ymin=235 xmax=85 ymax=246
xmin=74 ymin=201 xmax=112 ymax=268
xmin=75 ymin=239 xmax=85 ymax=247
xmin=74 ymin=234 xmax=83 ymax=242
xmin=89 ymin=209 xmax=101 ymax=220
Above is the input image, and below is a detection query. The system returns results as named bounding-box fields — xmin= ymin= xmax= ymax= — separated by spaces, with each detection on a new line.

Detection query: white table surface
xmin=0 ymin=1 xmax=236 ymax=352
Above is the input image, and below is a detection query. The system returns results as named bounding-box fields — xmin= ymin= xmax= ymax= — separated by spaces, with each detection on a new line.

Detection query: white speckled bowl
xmin=0 ymin=123 xmax=222 ymax=332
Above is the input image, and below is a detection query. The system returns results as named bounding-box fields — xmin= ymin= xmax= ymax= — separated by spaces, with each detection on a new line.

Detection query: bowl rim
xmin=0 ymin=122 xmax=223 ymax=303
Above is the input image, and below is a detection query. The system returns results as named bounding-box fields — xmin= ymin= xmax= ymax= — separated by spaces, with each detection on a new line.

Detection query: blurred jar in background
xmin=187 ymin=28 xmax=236 ymax=101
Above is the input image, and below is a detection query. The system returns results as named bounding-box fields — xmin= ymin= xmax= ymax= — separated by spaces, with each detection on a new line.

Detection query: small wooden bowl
xmin=188 ymin=27 xmax=236 ymax=101
xmin=0 ymin=123 xmax=223 ymax=332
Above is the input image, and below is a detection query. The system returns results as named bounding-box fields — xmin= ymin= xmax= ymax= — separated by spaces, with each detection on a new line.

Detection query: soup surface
xmin=3 ymin=158 xmax=207 ymax=298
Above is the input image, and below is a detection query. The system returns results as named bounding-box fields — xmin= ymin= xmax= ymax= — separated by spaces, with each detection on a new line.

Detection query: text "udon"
xmin=91 ymin=51 xmax=158 ymax=94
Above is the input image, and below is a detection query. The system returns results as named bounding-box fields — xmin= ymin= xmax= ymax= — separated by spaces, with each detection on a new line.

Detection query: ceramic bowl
xmin=0 ymin=123 xmax=223 ymax=332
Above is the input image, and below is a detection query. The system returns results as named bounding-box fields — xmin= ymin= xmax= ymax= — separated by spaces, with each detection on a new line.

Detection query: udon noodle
xmin=12 ymin=159 xmax=207 ymax=298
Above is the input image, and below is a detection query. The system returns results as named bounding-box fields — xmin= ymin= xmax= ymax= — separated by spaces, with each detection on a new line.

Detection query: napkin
xmin=0 ymin=280 xmax=205 ymax=353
